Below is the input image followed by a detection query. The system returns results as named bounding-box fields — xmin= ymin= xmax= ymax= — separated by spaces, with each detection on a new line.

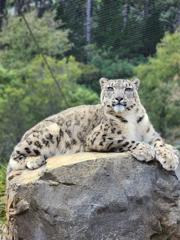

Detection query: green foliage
xmin=0 ymin=56 xmax=98 ymax=162
xmin=0 ymin=12 xmax=72 ymax=68
xmin=94 ymin=0 xmax=168 ymax=58
xmin=135 ymin=32 xmax=180 ymax=137
xmin=2 ymin=0 xmax=180 ymax=62
xmin=142 ymin=7 xmax=163 ymax=56
xmin=0 ymin=165 xmax=6 ymax=224
xmin=94 ymin=0 xmax=123 ymax=50
xmin=54 ymin=0 xmax=180 ymax=60
xmin=87 ymin=45 xmax=135 ymax=79
xmin=77 ymin=63 xmax=101 ymax=93
xmin=55 ymin=0 xmax=86 ymax=61
xmin=0 ymin=10 xmax=99 ymax=162
xmin=0 ymin=65 xmax=16 ymax=85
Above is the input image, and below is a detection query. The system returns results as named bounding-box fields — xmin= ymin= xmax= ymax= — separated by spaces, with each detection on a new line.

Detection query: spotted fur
xmin=8 ymin=78 xmax=179 ymax=172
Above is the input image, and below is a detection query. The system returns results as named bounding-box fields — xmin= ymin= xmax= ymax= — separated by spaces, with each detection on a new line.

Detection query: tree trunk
xmin=36 ymin=0 xmax=53 ymax=18
xmin=143 ymin=0 xmax=149 ymax=18
xmin=174 ymin=8 xmax=180 ymax=30
xmin=0 ymin=0 xmax=6 ymax=30
xmin=122 ymin=0 xmax=130 ymax=29
xmin=85 ymin=0 xmax=92 ymax=44
xmin=14 ymin=0 xmax=23 ymax=15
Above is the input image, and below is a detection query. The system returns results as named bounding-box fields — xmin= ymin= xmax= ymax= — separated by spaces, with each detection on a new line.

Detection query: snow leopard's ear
xmin=99 ymin=77 xmax=108 ymax=87
xmin=132 ymin=77 xmax=140 ymax=90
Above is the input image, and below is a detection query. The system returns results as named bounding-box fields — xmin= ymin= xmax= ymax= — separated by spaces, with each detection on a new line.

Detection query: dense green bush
xmin=86 ymin=45 xmax=135 ymax=79
xmin=0 ymin=56 xmax=98 ymax=162
xmin=0 ymin=12 xmax=99 ymax=163
xmin=0 ymin=12 xmax=72 ymax=68
xmin=77 ymin=63 xmax=101 ymax=93
xmin=135 ymin=32 xmax=180 ymax=137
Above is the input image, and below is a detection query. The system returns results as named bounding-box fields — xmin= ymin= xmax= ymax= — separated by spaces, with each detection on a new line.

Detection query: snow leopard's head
xmin=100 ymin=77 xmax=140 ymax=114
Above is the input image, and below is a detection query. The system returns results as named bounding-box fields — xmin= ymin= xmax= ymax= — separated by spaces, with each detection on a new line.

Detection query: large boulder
xmin=6 ymin=152 xmax=180 ymax=240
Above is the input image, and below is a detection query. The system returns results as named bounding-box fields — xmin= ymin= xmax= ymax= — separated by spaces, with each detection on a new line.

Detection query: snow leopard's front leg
xmin=86 ymin=122 xmax=155 ymax=162
xmin=142 ymin=118 xmax=179 ymax=171
xmin=128 ymin=142 xmax=155 ymax=162
xmin=153 ymin=138 xmax=179 ymax=171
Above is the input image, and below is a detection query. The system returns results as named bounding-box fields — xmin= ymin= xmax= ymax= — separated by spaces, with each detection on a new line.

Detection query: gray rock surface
xmin=6 ymin=152 xmax=180 ymax=240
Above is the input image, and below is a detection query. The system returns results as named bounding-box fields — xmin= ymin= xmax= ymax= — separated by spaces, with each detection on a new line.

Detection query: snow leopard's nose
xmin=115 ymin=97 xmax=123 ymax=102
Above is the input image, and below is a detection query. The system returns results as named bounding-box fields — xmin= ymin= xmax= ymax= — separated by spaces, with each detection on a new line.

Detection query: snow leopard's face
xmin=100 ymin=78 xmax=140 ymax=114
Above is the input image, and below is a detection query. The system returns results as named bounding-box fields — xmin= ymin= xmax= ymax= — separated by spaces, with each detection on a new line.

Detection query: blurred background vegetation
xmin=0 ymin=0 xmax=180 ymax=224
xmin=0 ymin=0 xmax=179 ymax=163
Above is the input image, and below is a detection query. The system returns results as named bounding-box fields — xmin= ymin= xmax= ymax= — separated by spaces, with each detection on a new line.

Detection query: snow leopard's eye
xmin=107 ymin=86 xmax=114 ymax=91
xmin=125 ymin=87 xmax=133 ymax=92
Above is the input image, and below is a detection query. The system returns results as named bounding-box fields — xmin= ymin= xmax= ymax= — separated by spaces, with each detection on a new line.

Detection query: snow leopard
xmin=8 ymin=77 xmax=179 ymax=173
